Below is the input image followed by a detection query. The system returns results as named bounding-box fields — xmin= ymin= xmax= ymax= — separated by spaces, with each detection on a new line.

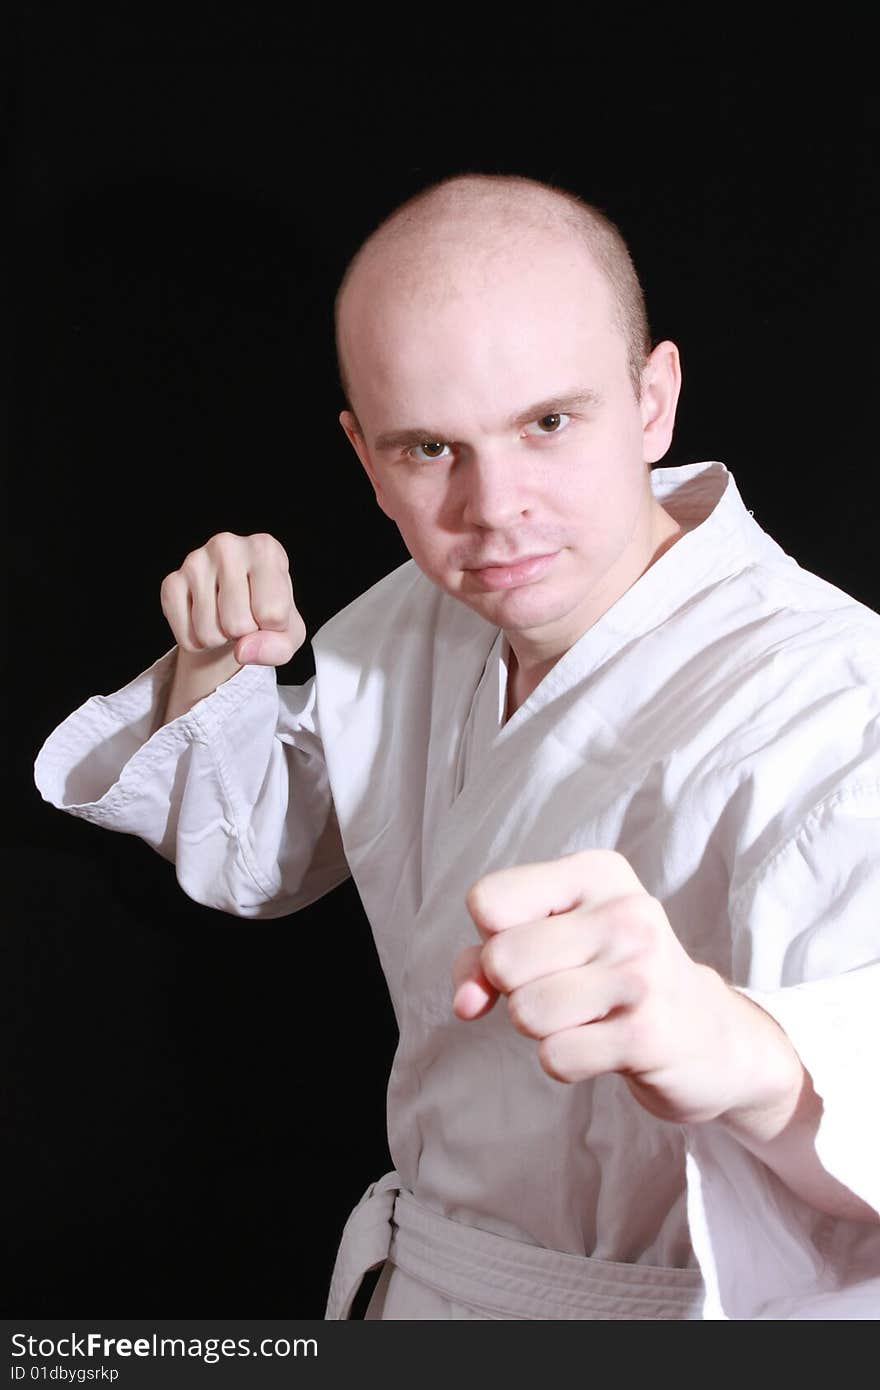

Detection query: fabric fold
xmin=685 ymin=967 xmax=880 ymax=1318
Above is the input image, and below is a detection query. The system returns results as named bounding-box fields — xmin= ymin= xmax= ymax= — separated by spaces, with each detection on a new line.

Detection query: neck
xmin=503 ymin=500 xmax=683 ymax=721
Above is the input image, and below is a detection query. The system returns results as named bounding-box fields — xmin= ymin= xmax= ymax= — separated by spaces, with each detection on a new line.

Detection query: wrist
xmin=715 ymin=986 xmax=806 ymax=1143
xmin=174 ymin=642 xmax=242 ymax=675
xmin=160 ymin=643 xmax=244 ymax=727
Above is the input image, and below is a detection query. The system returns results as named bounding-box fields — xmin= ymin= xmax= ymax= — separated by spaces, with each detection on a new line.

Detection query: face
xmin=338 ymin=236 xmax=681 ymax=659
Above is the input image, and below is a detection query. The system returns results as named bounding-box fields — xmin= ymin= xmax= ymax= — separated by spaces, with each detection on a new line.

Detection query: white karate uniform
xmin=34 ymin=461 xmax=880 ymax=1318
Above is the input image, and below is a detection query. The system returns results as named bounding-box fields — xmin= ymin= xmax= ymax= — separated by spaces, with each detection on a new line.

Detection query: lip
xmin=465 ymin=551 xmax=560 ymax=591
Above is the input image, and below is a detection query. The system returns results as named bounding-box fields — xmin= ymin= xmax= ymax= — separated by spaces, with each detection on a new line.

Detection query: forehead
xmin=341 ymin=238 xmax=624 ymax=426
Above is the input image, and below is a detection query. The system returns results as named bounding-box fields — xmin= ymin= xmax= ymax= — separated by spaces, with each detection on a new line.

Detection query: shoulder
xmin=691 ymin=548 xmax=880 ymax=689
xmin=639 ymin=551 xmax=880 ymax=827
xmin=667 ymin=462 xmax=880 ymax=678
xmin=704 ymin=561 xmax=880 ymax=782
xmin=693 ymin=558 xmax=880 ymax=843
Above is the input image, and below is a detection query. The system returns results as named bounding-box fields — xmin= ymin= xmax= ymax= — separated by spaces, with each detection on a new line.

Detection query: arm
xmin=699 ymin=979 xmax=878 ymax=1224
xmin=685 ymin=787 xmax=880 ymax=1318
xmin=34 ymin=532 xmax=350 ymax=918
xmin=452 ymin=837 xmax=880 ymax=1225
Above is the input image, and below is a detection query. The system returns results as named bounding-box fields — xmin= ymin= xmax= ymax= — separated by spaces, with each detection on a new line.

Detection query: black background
xmin=7 ymin=12 xmax=879 ymax=1315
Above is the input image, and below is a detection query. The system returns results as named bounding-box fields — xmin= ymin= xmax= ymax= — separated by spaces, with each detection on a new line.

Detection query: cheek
xmin=386 ymin=493 xmax=450 ymax=565
xmin=556 ymin=458 xmax=647 ymax=546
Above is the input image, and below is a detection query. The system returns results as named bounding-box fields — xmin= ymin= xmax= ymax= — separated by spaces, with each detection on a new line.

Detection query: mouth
xmin=463 ymin=551 xmax=560 ymax=591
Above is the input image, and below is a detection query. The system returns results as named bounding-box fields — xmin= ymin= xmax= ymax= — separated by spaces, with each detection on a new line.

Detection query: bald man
xmin=35 ymin=173 xmax=880 ymax=1319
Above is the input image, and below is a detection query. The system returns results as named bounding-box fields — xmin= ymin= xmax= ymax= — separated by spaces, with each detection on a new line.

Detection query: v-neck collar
xmin=419 ymin=459 xmax=787 ymax=905
xmin=472 ymin=460 xmax=782 ymax=746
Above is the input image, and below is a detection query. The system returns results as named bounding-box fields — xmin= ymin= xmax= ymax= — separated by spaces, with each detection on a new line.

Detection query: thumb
xmin=234 ymin=630 xmax=299 ymax=667
xmin=451 ymin=943 xmax=500 ymax=1021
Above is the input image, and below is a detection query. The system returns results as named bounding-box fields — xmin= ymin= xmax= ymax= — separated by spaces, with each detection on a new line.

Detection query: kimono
xmin=34 ymin=460 xmax=880 ymax=1318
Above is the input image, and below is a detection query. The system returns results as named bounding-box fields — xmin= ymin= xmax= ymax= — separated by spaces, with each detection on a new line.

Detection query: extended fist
xmin=160 ymin=531 xmax=306 ymax=667
xmin=452 ymin=849 xmax=800 ymax=1127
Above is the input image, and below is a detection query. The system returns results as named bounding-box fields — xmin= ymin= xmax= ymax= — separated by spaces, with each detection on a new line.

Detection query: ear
xmin=339 ymin=410 xmax=394 ymax=518
xmin=639 ymin=341 xmax=682 ymax=465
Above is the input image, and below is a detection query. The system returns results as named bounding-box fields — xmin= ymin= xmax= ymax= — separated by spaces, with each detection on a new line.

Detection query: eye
xmin=523 ymin=412 xmax=572 ymax=436
xmin=406 ymin=440 xmax=453 ymax=463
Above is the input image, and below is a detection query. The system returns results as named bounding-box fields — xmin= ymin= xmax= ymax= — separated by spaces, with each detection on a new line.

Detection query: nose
xmin=460 ymin=449 xmax=529 ymax=530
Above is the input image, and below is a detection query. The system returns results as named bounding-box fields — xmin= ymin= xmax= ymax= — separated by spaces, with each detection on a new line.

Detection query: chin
xmin=461 ymin=585 xmax=574 ymax=633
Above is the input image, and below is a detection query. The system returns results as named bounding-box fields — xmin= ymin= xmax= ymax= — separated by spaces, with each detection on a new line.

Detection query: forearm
xmin=160 ymin=645 xmax=244 ymax=726
xmin=714 ymin=989 xmax=879 ymax=1223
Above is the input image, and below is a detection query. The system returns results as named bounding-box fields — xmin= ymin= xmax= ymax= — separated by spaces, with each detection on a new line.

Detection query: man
xmin=35 ymin=173 xmax=880 ymax=1318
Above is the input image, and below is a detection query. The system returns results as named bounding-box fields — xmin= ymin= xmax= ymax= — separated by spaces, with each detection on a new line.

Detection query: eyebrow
xmin=372 ymin=388 xmax=605 ymax=453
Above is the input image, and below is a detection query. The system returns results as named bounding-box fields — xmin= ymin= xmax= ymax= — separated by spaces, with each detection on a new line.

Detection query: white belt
xmin=325 ymin=1170 xmax=705 ymax=1320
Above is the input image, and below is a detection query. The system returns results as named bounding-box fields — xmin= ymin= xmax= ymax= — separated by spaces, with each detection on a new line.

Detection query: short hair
xmin=333 ymin=172 xmax=654 ymax=430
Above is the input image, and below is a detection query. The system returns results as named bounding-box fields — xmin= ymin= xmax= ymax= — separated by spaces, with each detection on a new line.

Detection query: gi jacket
xmin=35 ymin=461 xmax=880 ymax=1317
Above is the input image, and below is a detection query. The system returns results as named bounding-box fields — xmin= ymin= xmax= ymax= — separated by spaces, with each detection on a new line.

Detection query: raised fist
xmin=160 ymin=531 xmax=306 ymax=667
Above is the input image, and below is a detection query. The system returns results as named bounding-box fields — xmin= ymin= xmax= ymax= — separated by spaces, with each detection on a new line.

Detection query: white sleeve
xmin=684 ymin=781 xmax=880 ymax=1319
xmin=33 ymin=645 xmax=351 ymax=919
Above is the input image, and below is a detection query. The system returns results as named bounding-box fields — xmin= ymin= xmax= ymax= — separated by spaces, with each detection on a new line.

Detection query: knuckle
xmin=631 ymin=894 xmax=665 ymax=943
xmin=598 ymin=848 xmax=628 ymax=878
xmin=180 ymin=551 xmax=205 ymax=578
xmin=481 ymin=937 xmax=514 ymax=992
xmin=205 ymin=531 xmax=241 ymax=559
xmin=600 ymin=896 xmax=631 ymax=935
xmin=464 ymin=881 xmax=482 ymax=918
xmin=159 ymin=571 xmax=182 ymax=601
xmin=255 ymin=601 xmax=290 ymax=629
xmin=465 ymin=878 xmax=493 ymax=925
xmin=222 ymin=616 xmax=256 ymax=639
xmin=607 ymin=893 xmax=659 ymax=948
xmin=537 ymin=1035 xmax=572 ymax=1084
xmin=250 ymin=532 xmax=287 ymax=563
xmin=506 ymin=987 xmax=538 ymax=1037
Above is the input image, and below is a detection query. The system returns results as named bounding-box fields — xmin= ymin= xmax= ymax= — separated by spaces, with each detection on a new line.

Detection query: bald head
xmin=334 ymin=173 xmax=652 ymax=430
